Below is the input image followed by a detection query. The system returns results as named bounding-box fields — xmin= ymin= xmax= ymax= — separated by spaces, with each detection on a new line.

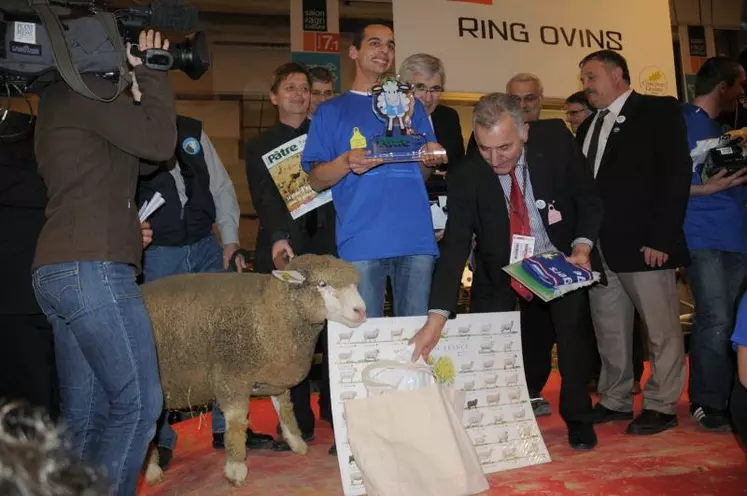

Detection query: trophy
xmin=368 ymin=76 xmax=447 ymax=163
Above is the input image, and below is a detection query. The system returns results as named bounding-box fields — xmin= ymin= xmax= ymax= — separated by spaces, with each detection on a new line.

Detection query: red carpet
xmin=140 ymin=367 xmax=747 ymax=495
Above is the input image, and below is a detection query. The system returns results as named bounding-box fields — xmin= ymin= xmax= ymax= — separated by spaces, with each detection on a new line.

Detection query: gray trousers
xmin=590 ymin=251 xmax=686 ymax=415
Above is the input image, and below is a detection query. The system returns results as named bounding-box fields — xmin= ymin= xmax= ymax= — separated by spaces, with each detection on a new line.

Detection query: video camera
xmin=0 ymin=0 xmax=209 ymax=102
xmin=701 ymin=130 xmax=747 ymax=183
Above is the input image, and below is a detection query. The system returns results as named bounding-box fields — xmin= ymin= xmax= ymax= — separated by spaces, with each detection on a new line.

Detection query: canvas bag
xmin=345 ymin=360 xmax=490 ymax=496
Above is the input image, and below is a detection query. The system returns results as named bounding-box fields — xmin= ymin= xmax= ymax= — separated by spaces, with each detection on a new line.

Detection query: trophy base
xmin=369 ymin=133 xmax=436 ymax=163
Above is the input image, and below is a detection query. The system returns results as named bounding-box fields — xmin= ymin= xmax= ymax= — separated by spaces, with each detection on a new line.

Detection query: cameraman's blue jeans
xmin=142 ymin=234 xmax=228 ymax=451
xmin=351 ymin=255 xmax=435 ymax=318
xmin=32 ymin=261 xmax=163 ymax=496
xmin=688 ymin=249 xmax=747 ymax=410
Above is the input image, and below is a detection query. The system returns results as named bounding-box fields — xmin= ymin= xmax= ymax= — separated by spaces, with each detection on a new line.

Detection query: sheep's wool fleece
xmin=140 ymin=254 xmax=359 ymax=410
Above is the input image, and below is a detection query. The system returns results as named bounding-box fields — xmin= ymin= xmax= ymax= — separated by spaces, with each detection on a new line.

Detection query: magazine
xmin=261 ymin=134 xmax=332 ymax=219
xmin=502 ymin=251 xmax=600 ymax=302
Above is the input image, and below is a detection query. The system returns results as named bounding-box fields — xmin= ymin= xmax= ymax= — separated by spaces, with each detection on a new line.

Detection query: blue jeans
xmin=351 ymin=255 xmax=435 ymax=318
xmin=688 ymin=249 xmax=747 ymax=410
xmin=141 ymin=234 xmax=228 ymax=449
xmin=32 ymin=261 xmax=163 ymax=496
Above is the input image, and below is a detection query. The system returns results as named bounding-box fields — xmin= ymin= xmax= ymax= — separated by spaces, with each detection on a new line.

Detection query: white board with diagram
xmin=327 ymin=311 xmax=552 ymax=496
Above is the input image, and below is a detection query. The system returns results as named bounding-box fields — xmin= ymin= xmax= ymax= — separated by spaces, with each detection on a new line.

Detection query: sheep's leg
xmin=222 ymin=402 xmax=249 ymax=486
xmin=144 ymin=443 xmax=164 ymax=485
xmin=272 ymin=391 xmax=309 ymax=455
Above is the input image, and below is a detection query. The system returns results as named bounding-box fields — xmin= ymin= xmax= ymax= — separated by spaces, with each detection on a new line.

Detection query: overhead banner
xmin=291 ymin=0 xmax=341 ymax=92
xmin=392 ymin=0 xmax=676 ymax=99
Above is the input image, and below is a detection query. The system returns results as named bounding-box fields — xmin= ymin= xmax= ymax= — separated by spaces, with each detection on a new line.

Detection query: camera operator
xmin=30 ymin=29 xmax=176 ymax=495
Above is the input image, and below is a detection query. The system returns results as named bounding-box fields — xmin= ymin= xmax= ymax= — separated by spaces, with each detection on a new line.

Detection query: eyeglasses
xmin=312 ymin=89 xmax=334 ymax=98
xmin=412 ymin=83 xmax=444 ymax=95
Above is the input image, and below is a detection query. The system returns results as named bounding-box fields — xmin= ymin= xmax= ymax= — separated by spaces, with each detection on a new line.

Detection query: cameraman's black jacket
xmin=137 ymin=116 xmax=216 ymax=246
xmin=244 ymin=119 xmax=337 ymax=273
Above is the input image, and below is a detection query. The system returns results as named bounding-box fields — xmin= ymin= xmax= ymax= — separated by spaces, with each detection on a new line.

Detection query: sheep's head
xmin=278 ymin=254 xmax=366 ymax=328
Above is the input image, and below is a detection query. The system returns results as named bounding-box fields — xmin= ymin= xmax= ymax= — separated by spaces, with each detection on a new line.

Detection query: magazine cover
xmin=261 ymin=134 xmax=331 ymax=219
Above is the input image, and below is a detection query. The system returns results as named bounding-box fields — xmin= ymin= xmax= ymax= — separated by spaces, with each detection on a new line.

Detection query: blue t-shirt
xmin=301 ymin=91 xmax=439 ymax=262
xmin=683 ymin=103 xmax=747 ymax=253
xmin=732 ymin=291 xmax=747 ymax=351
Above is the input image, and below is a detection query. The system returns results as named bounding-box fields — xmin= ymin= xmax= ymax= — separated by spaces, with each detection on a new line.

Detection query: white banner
xmin=392 ymin=0 xmax=676 ymax=99
xmin=328 ymin=312 xmax=550 ymax=496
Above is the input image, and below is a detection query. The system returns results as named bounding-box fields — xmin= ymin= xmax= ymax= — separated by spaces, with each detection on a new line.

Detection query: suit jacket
xmin=426 ymin=104 xmax=465 ymax=198
xmin=244 ymin=121 xmax=337 ymax=273
xmin=575 ymin=91 xmax=692 ymax=272
xmin=430 ymin=119 xmax=604 ymax=315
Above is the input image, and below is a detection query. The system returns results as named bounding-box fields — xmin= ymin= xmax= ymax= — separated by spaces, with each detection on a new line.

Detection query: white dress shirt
xmin=582 ymin=89 xmax=633 ymax=178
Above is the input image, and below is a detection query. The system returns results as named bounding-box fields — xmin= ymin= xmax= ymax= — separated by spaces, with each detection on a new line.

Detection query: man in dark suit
xmin=399 ymin=53 xmax=465 ymax=200
xmin=245 ymin=62 xmax=337 ymax=454
xmin=411 ymin=93 xmax=603 ymax=450
xmin=576 ymin=50 xmax=691 ymax=435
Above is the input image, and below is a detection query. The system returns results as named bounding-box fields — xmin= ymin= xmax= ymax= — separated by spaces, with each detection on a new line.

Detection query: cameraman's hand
xmin=126 ymin=29 xmax=170 ymax=68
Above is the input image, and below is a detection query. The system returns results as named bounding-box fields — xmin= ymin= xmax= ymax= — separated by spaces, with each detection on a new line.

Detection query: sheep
xmin=140 ymin=254 xmax=366 ymax=487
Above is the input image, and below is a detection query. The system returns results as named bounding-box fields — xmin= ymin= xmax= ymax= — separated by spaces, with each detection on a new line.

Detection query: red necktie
xmin=508 ymin=169 xmax=534 ymax=301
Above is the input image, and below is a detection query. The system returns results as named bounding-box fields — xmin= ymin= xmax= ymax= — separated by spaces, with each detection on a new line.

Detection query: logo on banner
xmin=449 ymin=0 xmax=493 ymax=4
xmin=638 ymin=66 xmax=668 ymax=96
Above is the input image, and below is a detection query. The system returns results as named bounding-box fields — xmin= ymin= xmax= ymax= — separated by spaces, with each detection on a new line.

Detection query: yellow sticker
xmin=349 ymin=127 xmax=367 ymax=150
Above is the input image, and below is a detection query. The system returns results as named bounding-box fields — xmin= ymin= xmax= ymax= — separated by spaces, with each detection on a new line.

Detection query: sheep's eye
xmin=318 ymin=281 xmax=327 ymax=288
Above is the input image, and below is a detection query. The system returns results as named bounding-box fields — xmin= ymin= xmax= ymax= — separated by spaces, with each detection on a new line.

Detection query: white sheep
xmin=140 ymin=254 xmax=366 ymax=486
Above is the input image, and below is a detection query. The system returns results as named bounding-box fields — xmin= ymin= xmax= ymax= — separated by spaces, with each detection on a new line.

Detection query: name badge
xmin=510 ymin=235 xmax=536 ymax=264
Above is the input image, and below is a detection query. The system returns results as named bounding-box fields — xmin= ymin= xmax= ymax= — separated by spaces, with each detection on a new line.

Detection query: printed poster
xmin=328 ymin=312 xmax=551 ymax=496
xmin=261 ymin=133 xmax=332 ymax=219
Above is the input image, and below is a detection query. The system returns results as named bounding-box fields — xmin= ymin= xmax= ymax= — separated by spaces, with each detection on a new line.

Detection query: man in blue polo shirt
xmin=301 ymin=23 xmax=446 ymax=317
xmin=684 ymin=56 xmax=747 ymax=432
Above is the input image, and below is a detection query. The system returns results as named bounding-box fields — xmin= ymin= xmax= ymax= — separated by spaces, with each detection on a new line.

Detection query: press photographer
xmin=30 ymin=27 xmax=176 ymax=496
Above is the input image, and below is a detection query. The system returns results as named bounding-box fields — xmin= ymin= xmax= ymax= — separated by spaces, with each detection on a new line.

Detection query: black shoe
xmin=273 ymin=431 xmax=315 ymax=452
xmin=690 ymin=404 xmax=732 ymax=433
xmin=328 ymin=443 xmax=337 ymax=456
xmin=529 ymin=394 xmax=551 ymax=417
xmin=157 ymin=446 xmax=174 ymax=470
xmin=591 ymin=403 xmax=634 ymax=424
xmin=625 ymin=409 xmax=677 ymax=435
xmin=212 ymin=430 xmax=276 ymax=450
xmin=568 ymin=423 xmax=598 ymax=450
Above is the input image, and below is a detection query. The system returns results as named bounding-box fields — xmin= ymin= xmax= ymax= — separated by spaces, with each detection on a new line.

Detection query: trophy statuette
xmin=368 ymin=76 xmax=447 ymax=164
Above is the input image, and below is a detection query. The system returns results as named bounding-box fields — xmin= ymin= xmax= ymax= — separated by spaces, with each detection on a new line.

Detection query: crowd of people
xmin=1 ymin=19 xmax=747 ymax=495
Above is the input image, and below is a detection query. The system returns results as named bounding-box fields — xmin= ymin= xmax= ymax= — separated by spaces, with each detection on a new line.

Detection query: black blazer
xmin=575 ymin=91 xmax=691 ymax=272
xmin=426 ymin=104 xmax=465 ymax=198
xmin=430 ymin=119 xmax=604 ymax=315
xmin=244 ymin=121 xmax=336 ymax=273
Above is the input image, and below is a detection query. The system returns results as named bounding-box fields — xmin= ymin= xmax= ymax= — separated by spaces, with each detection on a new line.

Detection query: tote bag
xmin=345 ymin=360 xmax=490 ymax=496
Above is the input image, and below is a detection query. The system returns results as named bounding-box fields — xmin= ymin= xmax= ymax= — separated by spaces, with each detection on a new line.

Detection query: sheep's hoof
xmin=224 ymin=460 xmax=248 ymax=486
xmin=285 ymin=434 xmax=309 ymax=455
xmin=145 ymin=463 xmax=164 ymax=486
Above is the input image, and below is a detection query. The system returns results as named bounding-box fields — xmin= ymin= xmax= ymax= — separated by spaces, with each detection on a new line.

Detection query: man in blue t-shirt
xmin=301 ymin=23 xmax=446 ymax=318
xmin=684 ymin=56 xmax=747 ymax=432
xmin=730 ymin=292 xmax=747 ymax=446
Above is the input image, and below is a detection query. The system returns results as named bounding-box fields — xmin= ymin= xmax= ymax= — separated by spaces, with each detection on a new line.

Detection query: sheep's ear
xmin=271 ymin=270 xmax=306 ymax=285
